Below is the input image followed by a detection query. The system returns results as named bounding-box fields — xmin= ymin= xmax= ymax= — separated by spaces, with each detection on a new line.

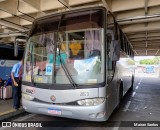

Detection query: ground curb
xmin=0 ymin=109 xmax=25 ymax=121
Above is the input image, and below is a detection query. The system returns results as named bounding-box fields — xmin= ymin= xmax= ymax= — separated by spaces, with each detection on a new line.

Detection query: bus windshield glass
xmin=23 ymin=8 xmax=105 ymax=85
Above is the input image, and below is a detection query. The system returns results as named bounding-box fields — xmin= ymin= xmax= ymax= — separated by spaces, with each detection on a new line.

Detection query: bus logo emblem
xmin=26 ymin=88 xmax=35 ymax=94
xmin=50 ymin=95 xmax=56 ymax=101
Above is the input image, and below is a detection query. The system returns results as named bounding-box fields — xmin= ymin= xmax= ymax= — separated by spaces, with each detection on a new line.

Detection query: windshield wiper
xmin=57 ymin=48 xmax=78 ymax=88
xmin=55 ymin=14 xmax=78 ymax=88
xmin=30 ymin=44 xmax=35 ymax=86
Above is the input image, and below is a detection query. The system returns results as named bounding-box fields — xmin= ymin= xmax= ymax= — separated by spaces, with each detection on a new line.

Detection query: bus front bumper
xmin=22 ymin=99 xmax=108 ymax=121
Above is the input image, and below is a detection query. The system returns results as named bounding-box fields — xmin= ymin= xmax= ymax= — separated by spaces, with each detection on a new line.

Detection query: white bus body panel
xmin=22 ymin=85 xmax=108 ymax=121
xmin=22 ymin=85 xmax=100 ymax=103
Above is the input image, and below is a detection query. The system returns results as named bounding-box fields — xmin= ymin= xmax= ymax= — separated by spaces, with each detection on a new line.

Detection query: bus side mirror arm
xmin=14 ymin=39 xmax=18 ymax=57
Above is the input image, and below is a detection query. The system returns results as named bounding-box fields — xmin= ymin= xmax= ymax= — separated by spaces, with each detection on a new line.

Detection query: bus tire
xmin=117 ymin=83 xmax=123 ymax=108
xmin=130 ymin=76 xmax=134 ymax=91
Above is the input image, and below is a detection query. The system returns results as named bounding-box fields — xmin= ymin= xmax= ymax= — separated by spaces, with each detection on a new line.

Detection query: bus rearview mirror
xmin=110 ymin=40 xmax=120 ymax=61
xmin=14 ymin=36 xmax=27 ymax=57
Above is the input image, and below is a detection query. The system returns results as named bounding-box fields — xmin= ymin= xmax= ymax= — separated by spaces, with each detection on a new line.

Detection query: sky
xmin=134 ymin=56 xmax=155 ymax=62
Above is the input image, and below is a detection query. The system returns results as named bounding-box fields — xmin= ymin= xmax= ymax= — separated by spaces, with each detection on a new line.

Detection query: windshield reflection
xmin=23 ymin=29 xmax=104 ymax=85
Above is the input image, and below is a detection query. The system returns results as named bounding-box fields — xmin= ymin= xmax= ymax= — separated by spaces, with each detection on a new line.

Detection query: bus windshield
xmin=23 ymin=8 xmax=105 ymax=85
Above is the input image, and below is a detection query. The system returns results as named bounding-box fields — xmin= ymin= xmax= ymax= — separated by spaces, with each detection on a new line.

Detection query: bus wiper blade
xmin=30 ymin=44 xmax=35 ymax=86
xmin=54 ymin=14 xmax=78 ymax=88
xmin=57 ymin=48 xmax=78 ymax=89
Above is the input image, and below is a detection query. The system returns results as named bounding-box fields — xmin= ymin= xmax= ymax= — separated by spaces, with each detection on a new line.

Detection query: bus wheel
xmin=117 ymin=83 xmax=123 ymax=108
xmin=130 ymin=76 xmax=134 ymax=91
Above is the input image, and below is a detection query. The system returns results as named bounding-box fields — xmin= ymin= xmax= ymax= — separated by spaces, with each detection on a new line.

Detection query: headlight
xmin=22 ymin=93 xmax=34 ymax=101
xmin=77 ymin=98 xmax=105 ymax=106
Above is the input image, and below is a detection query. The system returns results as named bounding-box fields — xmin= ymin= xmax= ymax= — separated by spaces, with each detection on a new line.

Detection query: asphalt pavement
xmin=1 ymin=76 xmax=160 ymax=130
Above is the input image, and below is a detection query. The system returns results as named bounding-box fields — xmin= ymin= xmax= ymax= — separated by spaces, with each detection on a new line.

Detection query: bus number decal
xmin=80 ymin=92 xmax=89 ymax=96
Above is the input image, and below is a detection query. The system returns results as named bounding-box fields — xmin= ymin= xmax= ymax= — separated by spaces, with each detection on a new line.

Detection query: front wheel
xmin=117 ymin=84 xmax=123 ymax=108
xmin=130 ymin=76 xmax=134 ymax=91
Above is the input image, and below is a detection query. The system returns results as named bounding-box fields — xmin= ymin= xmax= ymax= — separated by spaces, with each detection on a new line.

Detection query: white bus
xmin=22 ymin=5 xmax=134 ymax=121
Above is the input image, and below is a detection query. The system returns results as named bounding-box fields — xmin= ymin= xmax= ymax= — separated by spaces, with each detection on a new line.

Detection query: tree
xmin=139 ymin=59 xmax=155 ymax=65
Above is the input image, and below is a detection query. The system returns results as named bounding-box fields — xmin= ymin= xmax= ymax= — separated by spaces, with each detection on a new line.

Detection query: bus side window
xmin=107 ymin=34 xmax=114 ymax=70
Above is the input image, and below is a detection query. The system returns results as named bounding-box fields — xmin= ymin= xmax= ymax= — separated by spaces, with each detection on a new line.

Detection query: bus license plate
xmin=48 ymin=108 xmax=61 ymax=115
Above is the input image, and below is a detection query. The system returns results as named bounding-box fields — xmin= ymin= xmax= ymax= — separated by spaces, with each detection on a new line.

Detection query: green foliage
xmin=139 ymin=58 xmax=158 ymax=65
